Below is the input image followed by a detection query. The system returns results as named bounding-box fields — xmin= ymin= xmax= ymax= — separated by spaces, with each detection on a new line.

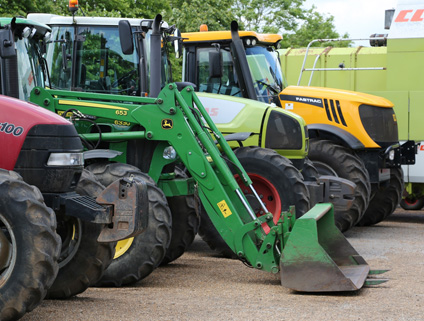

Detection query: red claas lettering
xmin=395 ymin=9 xmax=424 ymax=22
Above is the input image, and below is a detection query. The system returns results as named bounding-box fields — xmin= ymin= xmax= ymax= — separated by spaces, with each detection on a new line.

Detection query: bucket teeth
xmin=369 ymin=269 xmax=389 ymax=275
xmin=364 ymin=278 xmax=389 ymax=286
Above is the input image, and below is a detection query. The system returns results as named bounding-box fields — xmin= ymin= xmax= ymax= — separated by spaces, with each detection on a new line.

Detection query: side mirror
xmin=119 ymin=20 xmax=134 ymax=55
xmin=174 ymin=28 xmax=182 ymax=59
xmin=0 ymin=28 xmax=16 ymax=58
xmin=209 ymin=50 xmax=223 ymax=79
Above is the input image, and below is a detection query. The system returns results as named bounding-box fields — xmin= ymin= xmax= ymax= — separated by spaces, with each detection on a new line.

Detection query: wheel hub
xmin=57 ymin=216 xmax=82 ymax=268
xmin=245 ymin=194 xmax=262 ymax=215
xmin=235 ymin=173 xmax=281 ymax=234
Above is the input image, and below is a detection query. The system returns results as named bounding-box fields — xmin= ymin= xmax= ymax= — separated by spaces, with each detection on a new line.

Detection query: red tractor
xmin=0 ymin=19 xmax=147 ymax=320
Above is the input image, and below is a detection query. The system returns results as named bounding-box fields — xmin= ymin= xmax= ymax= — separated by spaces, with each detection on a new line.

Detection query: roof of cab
xmin=27 ymin=13 xmax=146 ymax=27
xmin=182 ymin=30 xmax=282 ymax=45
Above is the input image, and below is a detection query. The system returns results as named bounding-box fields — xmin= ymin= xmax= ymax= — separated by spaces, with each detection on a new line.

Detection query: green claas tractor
xmin=21 ymin=12 xmax=388 ymax=293
xmin=0 ymin=17 xmax=147 ymax=320
xmin=181 ymin=21 xmax=415 ymax=228
xmin=28 ymin=10 xmax=356 ymax=249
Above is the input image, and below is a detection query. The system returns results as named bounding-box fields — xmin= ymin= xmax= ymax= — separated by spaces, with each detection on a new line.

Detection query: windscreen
xmin=74 ymin=25 xmax=139 ymax=95
xmin=15 ymin=37 xmax=45 ymax=101
xmin=46 ymin=25 xmax=74 ymax=90
xmin=46 ymin=24 xmax=172 ymax=96
xmin=245 ymin=46 xmax=287 ymax=103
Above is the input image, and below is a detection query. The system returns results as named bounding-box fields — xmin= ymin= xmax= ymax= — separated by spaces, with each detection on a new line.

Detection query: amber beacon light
xmin=69 ymin=0 xmax=79 ymax=13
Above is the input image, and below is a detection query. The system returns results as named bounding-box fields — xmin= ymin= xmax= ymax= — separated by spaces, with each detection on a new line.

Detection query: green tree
xmin=0 ymin=0 xmax=170 ymax=19
xmin=0 ymin=0 xmax=65 ymax=16
xmin=76 ymin=0 xmax=171 ymax=18
xmin=233 ymin=1 xmax=351 ymax=47
xmin=233 ymin=0 xmax=306 ymax=33
xmin=168 ymin=0 xmax=235 ymax=33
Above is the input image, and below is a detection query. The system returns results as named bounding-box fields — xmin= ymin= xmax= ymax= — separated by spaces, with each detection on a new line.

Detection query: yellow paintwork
xmin=114 ymin=237 xmax=134 ymax=259
xmin=182 ymin=31 xmax=282 ymax=46
xmin=58 ymin=99 xmax=129 ymax=110
xmin=280 ymin=86 xmax=395 ymax=148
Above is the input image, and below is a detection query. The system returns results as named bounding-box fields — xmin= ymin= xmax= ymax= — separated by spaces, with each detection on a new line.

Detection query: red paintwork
xmin=0 ymin=95 xmax=71 ymax=170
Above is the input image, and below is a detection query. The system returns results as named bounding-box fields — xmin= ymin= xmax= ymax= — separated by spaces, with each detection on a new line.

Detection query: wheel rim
xmin=403 ymin=197 xmax=419 ymax=206
xmin=114 ymin=237 xmax=134 ymax=259
xmin=235 ymin=173 xmax=281 ymax=234
xmin=312 ymin=161 xmax=338 ymax=177
xmin=57 ymin=216 xmax=82 ymax=268
xmin=0 ymin=214 xmax=16 ymax=287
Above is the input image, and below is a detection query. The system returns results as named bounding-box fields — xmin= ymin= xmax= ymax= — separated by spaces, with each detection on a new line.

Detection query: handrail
xmin=297 ymin=37 xmax=387 ymax=86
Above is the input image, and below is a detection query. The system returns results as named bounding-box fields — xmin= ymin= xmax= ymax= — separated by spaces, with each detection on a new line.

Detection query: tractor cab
xmin=0 ymin=17 xmax=50 ymax=100
xmin=27 ymin=13 xmax=177 ymax=97
xmin=182 ymin=25 xmax=286 ymax=105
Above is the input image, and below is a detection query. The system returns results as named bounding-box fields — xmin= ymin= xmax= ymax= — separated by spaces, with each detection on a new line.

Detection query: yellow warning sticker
xmin=217 ymin=200 xmax=232 ymax=218
xmin=393 ymin=114 xmax=397 ymax=122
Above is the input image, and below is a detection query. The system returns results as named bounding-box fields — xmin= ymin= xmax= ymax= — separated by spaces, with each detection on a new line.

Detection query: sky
xmin=303 ymin=0 xmax=398 ymax=45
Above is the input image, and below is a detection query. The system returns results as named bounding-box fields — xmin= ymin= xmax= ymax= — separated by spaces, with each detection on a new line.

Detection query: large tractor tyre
xmin=300 ymin=158 xmax=320 ymax=183
xmin=161 ymin=195 xmax=199 ymax=265
xmin=400 ymin=196 xmax=424 ymax=211
xmin=161 ymin=168 xmax=200 ymax=265
xmin=46 ymin=169 xmax=115 ymax=299
xmin=308 ymin=139 xmax=371 ymax=232
xmin=199 ymin=146 xmax=310 ymax=258
xmin=86 ymin=162 xmax=172 ymax=286
xmin=0 ymin=170 xmax=60 ymax=321
xmin=357 ymin=168 xmax=404 ymax=226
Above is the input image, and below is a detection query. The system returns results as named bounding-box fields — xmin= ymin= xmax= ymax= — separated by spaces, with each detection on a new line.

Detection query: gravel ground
xmin=22 ymin=208 xmax=424 ymax=321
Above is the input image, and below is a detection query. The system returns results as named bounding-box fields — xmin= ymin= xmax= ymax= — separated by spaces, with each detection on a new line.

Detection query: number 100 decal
xmin=0 ymin=122 xmax=24 ymax=136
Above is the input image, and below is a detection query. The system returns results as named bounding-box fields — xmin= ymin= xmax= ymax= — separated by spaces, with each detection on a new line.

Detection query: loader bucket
xmin=280 ymin=203 xmax=370 ymax=292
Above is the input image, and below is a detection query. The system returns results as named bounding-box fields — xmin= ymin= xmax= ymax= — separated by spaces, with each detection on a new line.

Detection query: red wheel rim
xmin=235 ymin=173 xmax=281 ymax=234
xmin=404 ymin=198 xmax=418 ymax=206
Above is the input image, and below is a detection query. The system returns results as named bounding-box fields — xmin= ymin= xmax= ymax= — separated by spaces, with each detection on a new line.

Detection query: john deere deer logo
xmin=161 ymin=119 xmax=173 ymax=129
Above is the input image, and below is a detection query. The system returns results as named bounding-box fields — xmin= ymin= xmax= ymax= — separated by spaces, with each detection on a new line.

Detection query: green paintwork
xmin=196 ymin=92 xmax=309 ymax=159
xmin=280 ymin=203 xmax=371 ymax=291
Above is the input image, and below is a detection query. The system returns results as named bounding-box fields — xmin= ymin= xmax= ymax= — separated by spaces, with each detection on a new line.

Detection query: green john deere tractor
xmin=28 ymin=11 xmax=356 ymax=243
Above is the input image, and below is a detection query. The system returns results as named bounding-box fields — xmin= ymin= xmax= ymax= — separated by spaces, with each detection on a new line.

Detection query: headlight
xmin=47 ymin=153 xmax=84 ymax=166
xmin=163 ymin=146 xmax=177 ymax=160
xmin=389 ymin=149 xmax=395 ymax=161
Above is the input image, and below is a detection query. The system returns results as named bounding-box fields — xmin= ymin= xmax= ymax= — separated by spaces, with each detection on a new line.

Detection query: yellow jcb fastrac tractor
xmin=181 ymin=21 xmax=415 ymax=229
